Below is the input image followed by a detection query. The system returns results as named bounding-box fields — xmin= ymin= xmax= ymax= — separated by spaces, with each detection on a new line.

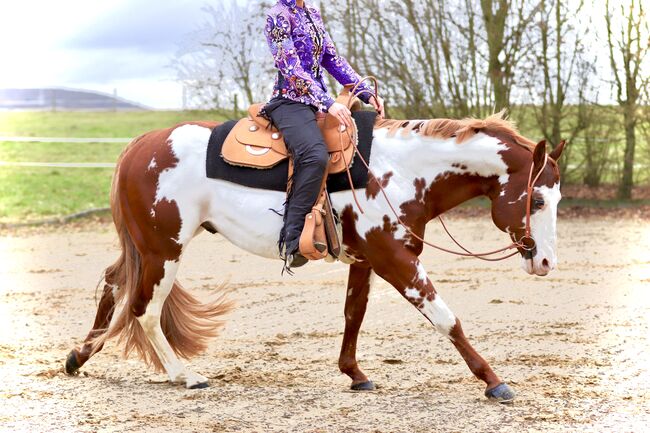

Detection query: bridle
xmin=515 ymin=152 xmax=549 ymax=260
xmin=338 ymin=77 xmax=549 ymax=262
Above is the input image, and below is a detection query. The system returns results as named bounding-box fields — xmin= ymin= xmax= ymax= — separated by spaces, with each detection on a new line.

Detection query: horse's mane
xmin=374 ymin=111 xmax=536 ymax=151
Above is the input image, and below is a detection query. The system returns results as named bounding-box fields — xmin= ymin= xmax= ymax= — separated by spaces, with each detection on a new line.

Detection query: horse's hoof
xmin=64 ymin=350 xmax=81 ymax=376
xmin=188 ymin=381 xmax=210 ymax=389
xmin=485 ymin=382 xmax=516 ymax=403
xmin=350 ymin=380 xmax=375 ymax=391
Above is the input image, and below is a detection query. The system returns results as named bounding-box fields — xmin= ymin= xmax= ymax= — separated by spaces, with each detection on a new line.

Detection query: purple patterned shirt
xmin=261 ymin=0 xmax=373 ymax=114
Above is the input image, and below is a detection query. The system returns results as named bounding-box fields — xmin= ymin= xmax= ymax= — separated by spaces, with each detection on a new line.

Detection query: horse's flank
xmin=374 ymin=111 xmax=536 ymax=151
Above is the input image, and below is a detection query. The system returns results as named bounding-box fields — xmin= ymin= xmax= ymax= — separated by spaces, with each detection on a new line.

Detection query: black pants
xmin=266 ymin=98 xmax=329 ymax=256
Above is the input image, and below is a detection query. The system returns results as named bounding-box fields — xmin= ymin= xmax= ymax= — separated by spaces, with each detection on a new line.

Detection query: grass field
xmin=0 ymin=111 xmax=229 ymax=223
xmin=0 ymin=110 xmax=648 ymax=224
xmin=0 ymin=110 xmax=232 ymax=137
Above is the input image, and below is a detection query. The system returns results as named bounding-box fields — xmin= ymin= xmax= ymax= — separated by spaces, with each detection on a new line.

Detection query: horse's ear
xmin=549 ymin=140 xmax=566 ymax=161
xmin=533 ymin=140 xmax=547 ymax=168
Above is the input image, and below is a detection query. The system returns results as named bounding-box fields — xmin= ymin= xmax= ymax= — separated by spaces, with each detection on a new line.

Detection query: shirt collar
xmin=280 ymin=0 xmax=302 ymax=11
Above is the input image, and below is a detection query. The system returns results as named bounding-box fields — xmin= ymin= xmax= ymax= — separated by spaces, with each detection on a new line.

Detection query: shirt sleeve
xmin=318 ymin=21 xmax=373 ymax=104
xmin=265 ymin=11 xmax=335 ymax=111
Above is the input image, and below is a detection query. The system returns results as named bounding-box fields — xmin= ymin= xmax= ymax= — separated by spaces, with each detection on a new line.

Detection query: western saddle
xmin=220 ymin=85 xmax=363 ymax=264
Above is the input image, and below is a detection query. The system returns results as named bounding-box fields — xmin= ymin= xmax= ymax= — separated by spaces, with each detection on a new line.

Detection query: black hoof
xmin=350 ymin=380 xmax=375 ymax=391
xmin=64 ymin=350 xmax=81 ymax=376
xmin=485 ymin=382 xmax=516 ymax=403
xmin=189 ymin=381 xmax=210 ymax=389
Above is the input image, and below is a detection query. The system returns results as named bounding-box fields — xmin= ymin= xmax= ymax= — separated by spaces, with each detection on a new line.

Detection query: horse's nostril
xmin=542 ymin=258 xmax=549 ymax=268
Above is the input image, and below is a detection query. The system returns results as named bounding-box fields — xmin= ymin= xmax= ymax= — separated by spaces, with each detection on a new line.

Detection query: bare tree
xmin=638 ymin=86 xmax=650 ymax=185
xmin=518 ymin=0 xmax=597 ymax=180
xmin=173 ymin=1 xmax=272 ymax=110
xmin=480 ymin=0 xmax=541 ymax=111
xmin=605 ymin=0 xmax=650 ymax=199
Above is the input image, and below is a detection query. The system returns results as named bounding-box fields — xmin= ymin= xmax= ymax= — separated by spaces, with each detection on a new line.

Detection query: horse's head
xmin=491 ymin=139 xmax=565 ymax=276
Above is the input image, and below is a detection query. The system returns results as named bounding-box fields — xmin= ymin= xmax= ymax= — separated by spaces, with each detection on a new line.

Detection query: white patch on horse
xmin=419 ymin=295 xmax=457 ymax=337
xmin=155 ymin=125 xmax=213 ymax=245
xmin=508 ymin=191 xmax=527 ymax=204
xmin=206 ymin=181 xmax=285 ymax=258
xmin=404 ymin=287 xmax=423 ymax=303
xmin=147 ymin=157 xmax=157 ymax=171
xmin=154 ymin=124 xmax=283 ymax=258
xmin=136 ymin=259 xmax=208 ymax=388
xmin=394 ymin=224 xmax=407 ymax=242
xmin=414 ymin=261 xmax=428 ymax=284
xmin=522 ymin=182 xmax=561 ymax=275
xmin=330 ymin=129 xmax=510 ymax=244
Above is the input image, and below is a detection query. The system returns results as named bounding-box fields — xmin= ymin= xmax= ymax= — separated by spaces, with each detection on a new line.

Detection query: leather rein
xmin=337 ymin=76 xmax=549 ymax=262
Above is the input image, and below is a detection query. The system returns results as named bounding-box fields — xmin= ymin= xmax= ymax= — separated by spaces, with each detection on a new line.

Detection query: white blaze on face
xmin=522 ymin=182 xmax=562 ymax=276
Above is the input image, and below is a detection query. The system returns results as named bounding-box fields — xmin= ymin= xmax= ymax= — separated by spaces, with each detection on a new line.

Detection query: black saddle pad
xmin=206 ymin=110 xmax=377 ymax=193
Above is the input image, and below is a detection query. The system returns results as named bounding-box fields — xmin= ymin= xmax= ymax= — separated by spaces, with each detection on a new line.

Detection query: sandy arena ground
xmin=0 ymin=215 xmax=649 ymax=432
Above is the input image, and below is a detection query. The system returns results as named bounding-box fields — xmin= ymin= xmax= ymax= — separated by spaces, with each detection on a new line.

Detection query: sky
xmin=0 ymin=1 xmax=643 ymax=110
xmin=0 ymin=0 xmax=211 ymax=109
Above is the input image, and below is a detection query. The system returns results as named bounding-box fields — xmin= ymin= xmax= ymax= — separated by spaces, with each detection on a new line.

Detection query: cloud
xmin=1 ymin=0 xmax=242 ymax=108
xmin=53 ymin=1 xmax=223 ymax=85
xmin=61 ymin=0 xmax=209 ymax=54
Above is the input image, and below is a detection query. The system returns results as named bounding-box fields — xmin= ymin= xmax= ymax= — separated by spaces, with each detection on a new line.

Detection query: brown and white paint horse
xmin=65 ymin=113 xmax=565 ymax=403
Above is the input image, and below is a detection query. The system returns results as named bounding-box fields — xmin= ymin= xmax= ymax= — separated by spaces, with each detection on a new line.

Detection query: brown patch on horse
xmin=90 ymin=122 xmax=233 ymax=371
xmin=365 ymin=171 xmax=393 ymax=199
xmin=381 ymin=215 xmax=397 ymax=234
xmin=339 ymin=205 xmax=367 ymax=263
xmin=375 ymin=111 xmax=536 ymax=151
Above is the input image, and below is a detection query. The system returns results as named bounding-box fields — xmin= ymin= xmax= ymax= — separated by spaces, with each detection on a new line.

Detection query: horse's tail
xmin=92 ymin=140 xmax=234 ymax=371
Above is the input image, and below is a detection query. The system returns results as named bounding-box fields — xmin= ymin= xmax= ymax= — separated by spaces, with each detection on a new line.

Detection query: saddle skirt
xmin=221 ymin=89 xmax=361 ymax=173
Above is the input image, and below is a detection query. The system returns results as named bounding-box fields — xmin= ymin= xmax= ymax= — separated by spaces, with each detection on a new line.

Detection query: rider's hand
xmin=369 ymin=95 xmax=385 ymax=119
xmin=329 ymin=102 xmax=353 ymax=128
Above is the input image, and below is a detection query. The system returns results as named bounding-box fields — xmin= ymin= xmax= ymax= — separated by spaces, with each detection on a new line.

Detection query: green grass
xmin=0 ymin=110 xmax=231 ymax=137
xmin=0 ymin=142 xmax=126 ymax=163
xmin=0 ymin=166 xmax=114 ymax=221
xmin=0 ymin=110 xmax=231 ymax=223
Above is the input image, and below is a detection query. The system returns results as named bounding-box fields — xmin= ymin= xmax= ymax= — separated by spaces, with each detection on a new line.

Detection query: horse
xmin=64 ymin=112 xmax=565 ymax=403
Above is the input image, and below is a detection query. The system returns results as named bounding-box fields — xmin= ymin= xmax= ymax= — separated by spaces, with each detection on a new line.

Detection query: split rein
xmin=336 ymin=77 xmax=548 ymax=262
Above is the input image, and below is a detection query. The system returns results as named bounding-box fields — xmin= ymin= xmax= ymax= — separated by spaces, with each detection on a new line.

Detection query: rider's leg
xmin=268 ymin=100 xmax=328 ymax=267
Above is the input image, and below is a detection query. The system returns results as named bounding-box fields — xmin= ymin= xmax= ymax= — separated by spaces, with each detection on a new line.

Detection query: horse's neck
xmin=369 ymin=128 xmax=510 ymax=218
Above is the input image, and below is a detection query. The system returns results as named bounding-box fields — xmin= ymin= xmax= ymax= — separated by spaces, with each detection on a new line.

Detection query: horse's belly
xmin=205 ymin=179 xmax=285 ymax=259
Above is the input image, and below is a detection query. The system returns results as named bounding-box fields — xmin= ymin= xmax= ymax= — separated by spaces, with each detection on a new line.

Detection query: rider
xmin=259 ymin=0 xmax=385 ymax=270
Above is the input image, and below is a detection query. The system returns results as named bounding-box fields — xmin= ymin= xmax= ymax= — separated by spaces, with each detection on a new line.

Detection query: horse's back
xmin=118 ymin=120 xmax=220 ymax=175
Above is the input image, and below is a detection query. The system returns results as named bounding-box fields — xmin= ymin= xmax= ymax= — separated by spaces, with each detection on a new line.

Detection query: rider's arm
xmin=264 ymin=11 xmax=336 ymax=112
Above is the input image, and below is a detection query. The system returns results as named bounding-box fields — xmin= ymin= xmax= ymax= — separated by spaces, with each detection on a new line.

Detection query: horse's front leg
xmin=368 ymin=244 xmax=516 ymax=403
xmin=338 ymin=263 xmax=375 ymax=390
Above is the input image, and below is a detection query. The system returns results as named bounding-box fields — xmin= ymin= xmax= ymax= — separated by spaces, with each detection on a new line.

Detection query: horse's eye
xmin=533 ymin=198 xmax=545 ymax=209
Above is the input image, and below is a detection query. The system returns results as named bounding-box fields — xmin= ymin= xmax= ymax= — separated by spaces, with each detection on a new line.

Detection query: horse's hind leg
xmin=368 ymin=247 xmax=516 ymax=402
xmin=65 ymin=267 xmax=118 ymax=375
xmin=338 ymin=263 xmax=375 ymax=390
xmin=135 ymin=255 xmax=209 ymax=389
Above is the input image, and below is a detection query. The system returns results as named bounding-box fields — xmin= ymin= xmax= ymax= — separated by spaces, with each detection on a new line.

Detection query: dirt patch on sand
xmin=0 ymin=216 xmax=648 ymax=432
